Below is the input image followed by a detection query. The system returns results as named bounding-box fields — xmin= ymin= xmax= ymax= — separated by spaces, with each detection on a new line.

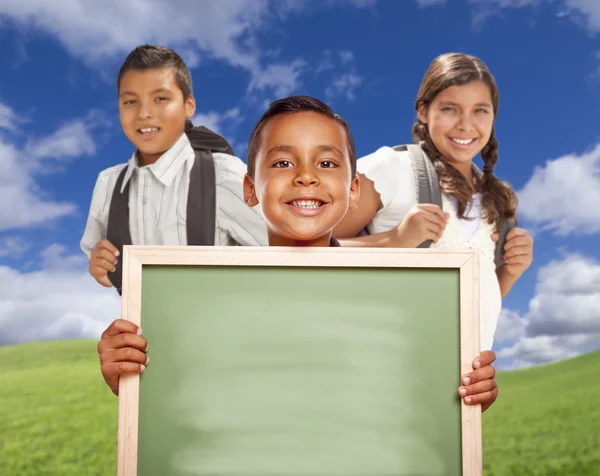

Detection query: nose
xmin=456 ymin=113 xmax=475 ymax=132
xmin=136 ymin=102 xmax=153 ymax=120
xmin=293 ymin=163 xmax=319 ymax=186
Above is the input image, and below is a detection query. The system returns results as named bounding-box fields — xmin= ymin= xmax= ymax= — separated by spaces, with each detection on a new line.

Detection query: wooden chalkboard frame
xmin=117 ymin=246 xmax=482 ymax=476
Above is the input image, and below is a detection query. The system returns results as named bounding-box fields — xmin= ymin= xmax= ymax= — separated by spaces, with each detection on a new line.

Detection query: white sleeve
xmin=80 ymin=170 xmax=113 ymax=258
xmin=213 ymin=153 xmax=268 ymax=246
xmin=357 ymin=146 xmax=416 ymax=235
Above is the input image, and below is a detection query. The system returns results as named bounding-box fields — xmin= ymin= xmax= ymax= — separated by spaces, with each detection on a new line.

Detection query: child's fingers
xmin=462 ymin=365 xmax=495 ymax=388
xmin=473 ymin=350 xmax=496 ymax=369
xmin=462 ymin=386 xmax=498 ymax=406
xmin=504 ymin=244 xmax=532 ymax=257
xmin=98 ymin=333 xmax=148 ymax=355
xmin=505 ymin=227 xmax=528 ymax=241
xmin=101 ymin=361 xmax=146 ymax=379
xmin=100 ymin=319 xmax=142 ymax=339
xmin=89 ymin=259 xmax=116 ymax=275
xmin=93 ymin=248 xmax=119 ymax=266
xmin=418 ymin=204 xmax=448 ymax=223
xmin=97 ymin=240 xmax=120 ymax=256
xmin=458 ymin=376 xmax=497 ymax=398
xmin=96 ymin=275 xmax=113 ymax=288
xmin=504 ymin=235 xmax=533 ymax=252
xmin=101 ymin=347 xmax=149 ymax=367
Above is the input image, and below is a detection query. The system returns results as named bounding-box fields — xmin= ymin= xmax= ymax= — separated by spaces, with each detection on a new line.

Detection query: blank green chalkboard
xmin=117 ymin=246 xmax=482 ymax=476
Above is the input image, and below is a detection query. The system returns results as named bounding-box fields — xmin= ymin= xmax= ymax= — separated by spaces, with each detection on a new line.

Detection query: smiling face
xmin=244 ymin=111 xmax=359 ymax=247
xmin=118 ymin=67 xmax=195 ymax=165
xmin=418 ymin=80 xmax=495 ymax=174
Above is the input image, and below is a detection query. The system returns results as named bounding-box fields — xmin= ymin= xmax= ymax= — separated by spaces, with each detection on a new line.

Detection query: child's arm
xmin=494 ymin=228 xmax=534 ymax=298
xmin=81 ymin=171 xmax=120 ymax=287
xmin=336 ymin=203 xmax=448 ymax=248
xmin=97 ymin=319 xmax=149 ymax=396
xmin=333 ymin=173 xmax=382 ymax=238
xmin=458 ymin=350 xmax=498 ymax=413
xmin=89 ymin=240 xmax=119 ymax=287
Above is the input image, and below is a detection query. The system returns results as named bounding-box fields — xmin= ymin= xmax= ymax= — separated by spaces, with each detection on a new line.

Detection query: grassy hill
xmin=0 ymin=340 xmax=598 ymax=475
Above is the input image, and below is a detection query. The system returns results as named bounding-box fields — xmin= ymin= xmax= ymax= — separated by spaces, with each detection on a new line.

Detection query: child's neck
xmin=268 ymin=232 xmax=332 ymax=247
xmin=137 ymin=150 xmax=165 ymax=167
xmin=449 ymin=161 xmax=477 ymax=193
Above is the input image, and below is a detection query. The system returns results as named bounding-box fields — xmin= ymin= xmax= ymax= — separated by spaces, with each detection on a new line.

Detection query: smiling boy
xmin=242 ymin=96 xmax=359 ymax=247
xmin=81 ymin=45 xmax=267 ymax=291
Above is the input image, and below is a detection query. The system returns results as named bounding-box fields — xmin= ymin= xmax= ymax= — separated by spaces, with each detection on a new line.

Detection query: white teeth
xmin=451 ymin=138 xmax=475 ymax=145
xmin=291 ymin=199 xmax=323 ymax=209
xmin=139 ymin=128 xmax=158 ymax=133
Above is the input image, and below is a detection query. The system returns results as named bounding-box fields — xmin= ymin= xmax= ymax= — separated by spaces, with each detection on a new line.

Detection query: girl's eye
xmin=476 ymin=108 xmax=489 ymax=114
xmin=273 ymin=160 xmax=292 ymax=168
xmin=441 ymin=107 xmax=455 ymax=112
xmin=319 ymin=160 xmax=337 ymax=169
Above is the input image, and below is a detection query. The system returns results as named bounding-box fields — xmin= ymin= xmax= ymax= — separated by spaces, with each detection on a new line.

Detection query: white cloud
xmin=0 ymin=237 xmax=30 ymax=257
xmin=317 ymin=50 xmax=363 ymax=102
xmin=192 ymin=107 xmax=243 ymax=136
xmin=0 ymin=247 xmax=120 ymax=347
xmin=248 ymin=59 xmax=308 ymax=98
xmin=0 ymin=0 xmax=376 ymax=101
xmin=517 ymin=143 xmax=600 ymax=236
xmin=468 ymin=0 xmax=600 ymax=33
xmin=495 ymin=254 xmax=600 ymax=369
xmin=0 ymin=102 xmax=26 ymax=131
xmin=0 ymin=103 xmax=103 ymax=231
xmin=24 ymin=121 xmax=96 ymax=163
xmin=326 ymin=73 xmax=363 ymax=101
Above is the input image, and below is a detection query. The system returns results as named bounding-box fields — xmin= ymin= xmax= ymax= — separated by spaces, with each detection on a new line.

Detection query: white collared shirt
xmin=80 ymin=133 xmax=268 ymax=257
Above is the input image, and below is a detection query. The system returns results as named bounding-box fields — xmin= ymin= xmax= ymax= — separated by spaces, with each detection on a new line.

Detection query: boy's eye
xmin=157 ymin=97 xmax=168 ymax=101
xmin=123 ymin=100 xmax=136 ymax=105
xmin=273 ymin=160 xmax=292 ymax=168
xmin=475 ymin=108 xmax=489 ymax=114
xmin=318 ymin=160 xmax=338 ymax=169
xmin=441 ymin=107 xmax=455 ymax=112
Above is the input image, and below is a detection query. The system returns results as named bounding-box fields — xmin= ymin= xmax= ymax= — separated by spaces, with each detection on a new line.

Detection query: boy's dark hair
xmin=117 ymin=44 xmax=193 ymax=100
xmin=247 ymin=95 xmax=357 ymax=177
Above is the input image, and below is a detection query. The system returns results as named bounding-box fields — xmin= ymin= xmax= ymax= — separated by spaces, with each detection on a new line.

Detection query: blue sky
xmin=0 ymin=0 xmax=599 ymax=369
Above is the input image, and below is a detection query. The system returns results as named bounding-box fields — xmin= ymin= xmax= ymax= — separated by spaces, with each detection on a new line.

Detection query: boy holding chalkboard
xmin=97 ymin=96 xmax=499 ymax=413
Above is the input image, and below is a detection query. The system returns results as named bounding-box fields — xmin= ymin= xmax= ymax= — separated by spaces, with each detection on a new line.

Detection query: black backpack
xmin=106 ymin=125 xmax=234 ymax=294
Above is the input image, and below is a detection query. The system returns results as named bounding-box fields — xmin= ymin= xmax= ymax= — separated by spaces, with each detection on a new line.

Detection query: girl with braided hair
xmin=335 ymin=53 xmax=534 ymax=353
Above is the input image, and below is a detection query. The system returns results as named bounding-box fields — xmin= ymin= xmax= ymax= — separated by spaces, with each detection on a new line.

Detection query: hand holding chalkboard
xmin=98 ymin=318 xmax=149 ymax=396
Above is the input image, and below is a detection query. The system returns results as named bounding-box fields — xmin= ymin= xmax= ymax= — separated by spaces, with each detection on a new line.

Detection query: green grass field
xmin=0 ymin=340 xmax=598 ymax=475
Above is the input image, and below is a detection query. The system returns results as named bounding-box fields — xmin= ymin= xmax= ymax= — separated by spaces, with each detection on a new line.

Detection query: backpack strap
xmin=106 ymin=166 xmax=133 ymax=295
xmin=186 ymin=149 xmax=216 ymax=246
xmin=494 ymin=216 xmax=516 ymax=267
xmin=393 ymin=144 xmax=442 ymax=248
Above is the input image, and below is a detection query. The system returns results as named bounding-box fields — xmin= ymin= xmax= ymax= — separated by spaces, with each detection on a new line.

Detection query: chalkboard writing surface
xmin=117 ymin=247 xmax=481 ymax=475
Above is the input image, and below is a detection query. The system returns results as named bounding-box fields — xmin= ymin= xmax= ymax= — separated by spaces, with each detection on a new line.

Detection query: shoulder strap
xmin=186 ymin=149 xmax=216 ymax=246
xmin=393 ymin=144 xmax=442 ymax=248
xmin=106 ymin=166 xmax=133 ymax=295
xmin=494 ymin=216 xmax=516 ymax=267
xmin=472 ymin=164 xmax=514 ymax=267
xmin=186 ymin=125 xmax=235 ymax=156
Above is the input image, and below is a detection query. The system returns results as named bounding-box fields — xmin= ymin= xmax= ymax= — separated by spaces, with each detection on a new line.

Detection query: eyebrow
xmin=119 ymin=87 xmax=173 ymax=97
xmin=439 ymin=100 xmax=492 ymax=108
xmin=265 ymin=144 xmax=345 ymax=158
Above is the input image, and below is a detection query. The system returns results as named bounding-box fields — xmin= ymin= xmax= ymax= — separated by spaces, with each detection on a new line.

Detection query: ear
xmin=417 ymin=104 xmax=428 ymax=124
xmin=348 ymin=174 xmax=360 ymax=210
xmin=243 ymin=174 xmax=259 ymax=208
xmin=185 ymin=95 xmax=196 ymax=119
